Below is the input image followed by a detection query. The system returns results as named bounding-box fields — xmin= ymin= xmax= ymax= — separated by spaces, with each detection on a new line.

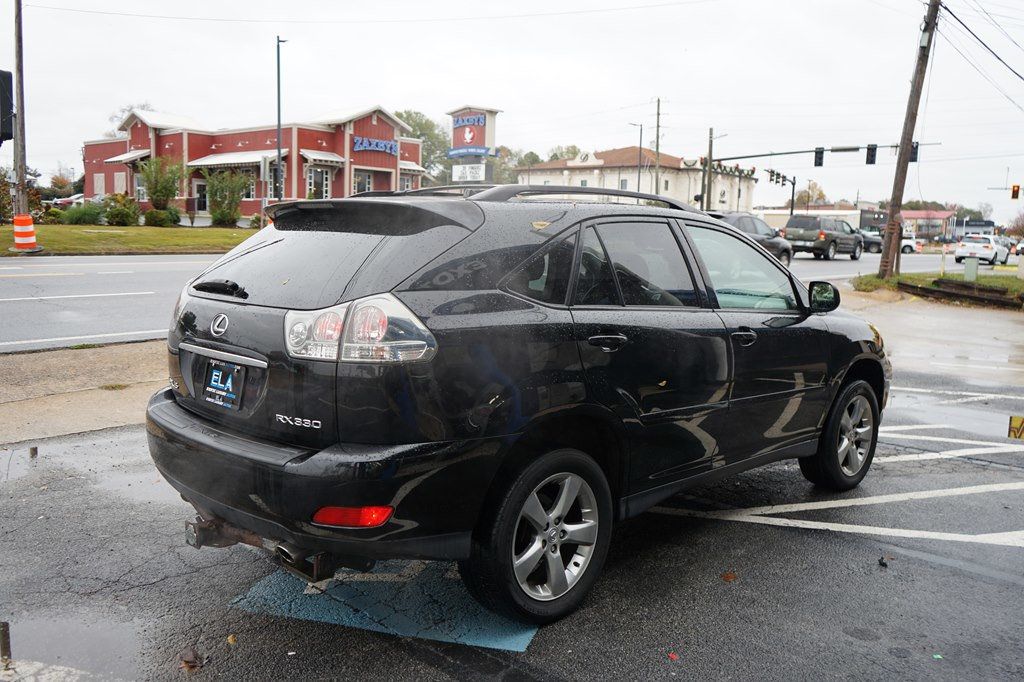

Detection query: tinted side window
xmin=738 ymin=217 xmax=757 ymax=234
xmin=505 ymin=231 xmax=578 ymax=305
xmin=574 ymin=228 xmax=619 ymax=305
xmin=687 ymin=225 xmax=798 ymax=311
xmin=595 ymin=222 xmax=698 ymax=307
xmin=754 ymin=219 xmax=775 ymax=237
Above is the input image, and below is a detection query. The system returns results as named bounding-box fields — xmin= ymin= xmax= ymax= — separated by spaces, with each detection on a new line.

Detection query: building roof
xmin=310 ymin=105 xmax=412 ymax=133
xmin=524 ymin=146 xmax=687 ymax=171
xmin=300 ymin=149 xmax=346 ymax=166
xmin=104 ymin=149 xmax=150 ymax=164
xmin=445 ymin=104 xmax=502 ymax=115
xmin=118 ymin=108 xmax=205 ymax=133
xmin=187 ymin=149 xmax=286 ymax=168
xmin=900 ymin=209 xmax=955 ymax=220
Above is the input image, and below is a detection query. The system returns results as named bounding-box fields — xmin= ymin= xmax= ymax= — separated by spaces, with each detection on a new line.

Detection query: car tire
xmin=1003 ymin=253 xmax=1010 ymax=265
xmin=778 ymin=251 xmax=791 ymax=268
xmin=824 ymin=242 xmax=837 ymax=260
xmin=799 ymin=380 xmax=879 ymax=491
xmin=901 ymin=245 xmax=913 ymax=254
xmin=458 ymin=448 xmax=613 ymax=624
xmin=850 ymin=243 xmax=862 ymax=261
xmin=813 ymin=252 xmax=823 ymax=260
xmin=870 ymin=244 xmax=881 ymax=254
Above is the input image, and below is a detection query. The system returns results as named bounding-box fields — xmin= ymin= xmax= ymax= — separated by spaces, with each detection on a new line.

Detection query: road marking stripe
xmin=0 ymin=291 xmax=155 ymax=303
xmin=931 ymin=361 xmax=1024 ymax=373
xmin=878 ymin=424 xmax=947 ymax=433
xmin=893 ymin=386 xmax=1016 ymax=400
xmin=0 ymin=329 xmax=167 ymax=347
xmin=877 ymin=446 xmax=1024 ymax=462
xmin=0 ymin=272 xmax=84 ymax=278
xmin=649 ymin=512 xmax=1024 ymax=548
xmin=9 ymin=259 xmax=213 ymax=267
xmin=97 ymin=270 xmax=134 ymax=274
xmin=879 ymin=434 xmax=1016 ymax=447
xmin=661 ymin=482 xmax=1024 ymax=518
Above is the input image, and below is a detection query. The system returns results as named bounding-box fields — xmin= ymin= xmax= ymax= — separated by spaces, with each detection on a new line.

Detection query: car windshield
xmin=963 ymin=237 xmax=990 ymax=245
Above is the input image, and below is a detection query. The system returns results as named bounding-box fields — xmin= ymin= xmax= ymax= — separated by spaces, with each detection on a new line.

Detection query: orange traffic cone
xmin=9 ymin=214 xmax=43 ymax=253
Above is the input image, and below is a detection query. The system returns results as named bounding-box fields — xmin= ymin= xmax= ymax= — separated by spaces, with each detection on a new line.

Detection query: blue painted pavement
xmin=231 ymin=561 xmax=537 ymax=652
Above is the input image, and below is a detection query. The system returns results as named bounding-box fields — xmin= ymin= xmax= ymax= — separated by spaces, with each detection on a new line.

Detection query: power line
xmin=24 ymin=0 xmax=717 ymax=26
xmin=965 ymin=0 xmax=1024 ymax=55
xmin=937 ymin=25 xmax=1024 ymax=113
xmin=941 ymin=2 xmax=1024 ymax=83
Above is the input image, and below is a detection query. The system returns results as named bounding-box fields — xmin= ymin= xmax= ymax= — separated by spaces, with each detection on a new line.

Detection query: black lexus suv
xmin=147 ymin=185 xmax=891 ymax=624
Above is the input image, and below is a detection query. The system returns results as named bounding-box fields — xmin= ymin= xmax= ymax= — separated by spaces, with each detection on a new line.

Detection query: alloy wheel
xmin=837 ymin=395 xmax=874 ymax=476
xmin=512 ymin=472 xmax=599 ymax=601
xmin=827 ymin=242 xmax=837 ymax=259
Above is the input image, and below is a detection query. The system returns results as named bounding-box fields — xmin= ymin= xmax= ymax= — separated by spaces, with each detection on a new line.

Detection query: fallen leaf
xmin=668 ymin=652 xmax=680 ymax=661
xmin=178 ymin=646 xmax=206 ymax=671
xmin=720 ymin=570 xmax=738 ymax=583
xmin=226 ymin=634 xmax=237 ymax=646
xmin=933 ymin=654 xmax=943 ymax=660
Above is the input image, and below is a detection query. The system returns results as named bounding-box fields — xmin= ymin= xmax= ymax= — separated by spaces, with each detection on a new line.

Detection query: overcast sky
xmin=3 ymin=0 xmax=1024 ymax=220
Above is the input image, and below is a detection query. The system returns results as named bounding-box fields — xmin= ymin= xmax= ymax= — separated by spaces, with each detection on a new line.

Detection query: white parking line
xmin=931 ymin=361 xmax=1024 ymax=373
xmin=878 ymin=434 xmax=1018 ymax=447
xmin=878 ymin=446 xmax=1024 ymax=463
xmin=0 ymin=329 xmax=167 ymax=347
xmin=651 ymin=482 xmax=1024 ymax=548
xmin=0 ymin=291 xmax=154 ymax=303
xmin=97 ymin=270 xmax=134 ymax=274
xmin=892 ymin=386 xmax=1015 ymax=401
xmin=878 ymin=424 xmax=946 ymax=433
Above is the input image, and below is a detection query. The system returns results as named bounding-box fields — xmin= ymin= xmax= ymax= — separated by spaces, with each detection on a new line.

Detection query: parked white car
xmin=955 ymin=234 xmax=1009 ymax=265
xmin=900 ymin=232 xmax=923 ymax=254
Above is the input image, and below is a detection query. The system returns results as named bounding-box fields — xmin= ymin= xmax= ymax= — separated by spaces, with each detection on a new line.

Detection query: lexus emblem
xmin=210 ymin=314 xmax=229 ymax=337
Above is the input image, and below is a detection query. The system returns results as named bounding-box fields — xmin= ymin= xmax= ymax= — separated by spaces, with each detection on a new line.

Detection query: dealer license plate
xmin=203 ymin=359 xmax=245 ymax=410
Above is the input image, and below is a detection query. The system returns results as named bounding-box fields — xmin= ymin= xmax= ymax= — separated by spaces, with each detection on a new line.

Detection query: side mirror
xmin=809 ymin=281 xmax=840 ymax=313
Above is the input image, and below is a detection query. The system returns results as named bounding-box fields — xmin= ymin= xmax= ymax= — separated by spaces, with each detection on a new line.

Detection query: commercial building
xmin=517 ymin=147 xmax=758 ymax=212
xmin=899 ymin=209 xmax=955 ymax=239
xmin=82 ymin=107 xmax=426 ymax=217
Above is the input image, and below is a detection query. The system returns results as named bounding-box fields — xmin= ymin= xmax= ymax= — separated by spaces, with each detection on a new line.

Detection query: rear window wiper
xmin=191 ymin=278 xmax=249 ymax=299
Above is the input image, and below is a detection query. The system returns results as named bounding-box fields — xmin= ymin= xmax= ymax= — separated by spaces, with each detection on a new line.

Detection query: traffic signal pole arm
xmin=711 ymin=142 xmax=939 ymax=163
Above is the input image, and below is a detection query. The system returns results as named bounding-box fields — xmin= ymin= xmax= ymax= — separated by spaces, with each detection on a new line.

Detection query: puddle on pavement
xmin=4 ymin=614 xmax=141 ymax=680
xmin=1 ymin=447 xmax=41 ymax=484
xmin=94 ymin=468 xmax=185 ymax=505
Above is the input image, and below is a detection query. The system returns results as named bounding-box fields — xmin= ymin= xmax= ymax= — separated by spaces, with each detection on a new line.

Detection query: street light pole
xmin=13 ymin=0 xmax=28 ymax=215
xmin=275 ymin=35 xmax=287 ymax=201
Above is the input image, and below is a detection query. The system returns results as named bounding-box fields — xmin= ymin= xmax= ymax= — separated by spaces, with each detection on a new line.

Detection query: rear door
xmin=569 ymin=218 xmax=732 ymax=491
xmin=684 ymin=220 xmax=832 ymax=460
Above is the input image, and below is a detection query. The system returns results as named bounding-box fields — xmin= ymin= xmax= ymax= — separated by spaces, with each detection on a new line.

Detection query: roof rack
xmin=352 ymin=185 xmax=496 ymax=199
xmin=469 ymin=185 xmax=703 ymax=214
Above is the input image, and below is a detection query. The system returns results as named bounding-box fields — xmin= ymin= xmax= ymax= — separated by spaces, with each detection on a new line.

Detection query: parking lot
xmin=3 ymin=341 xmax=1023 ymax=679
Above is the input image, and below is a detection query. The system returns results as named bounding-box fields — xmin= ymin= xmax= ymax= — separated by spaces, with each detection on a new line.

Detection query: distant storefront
xmin=82 ymin=106 xmax=426 ymax=216
xmin=899 ymin=209 xmax=955 ymax=239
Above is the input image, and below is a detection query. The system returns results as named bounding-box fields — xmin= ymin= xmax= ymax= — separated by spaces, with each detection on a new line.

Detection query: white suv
xmin=955 ymin=234 xmax=1009 ymax=265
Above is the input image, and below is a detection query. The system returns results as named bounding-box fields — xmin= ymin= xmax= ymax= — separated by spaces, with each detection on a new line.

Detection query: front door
xmin=684 ymin=221 xmax=832 ymax=460
xmin=192 ymin=180 xmax=208 ymax=212
xmin=569 ymin=219 xmax=732 ymax=492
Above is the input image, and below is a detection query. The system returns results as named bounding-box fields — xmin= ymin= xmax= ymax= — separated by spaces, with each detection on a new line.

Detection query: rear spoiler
xmin=265 ymin=198 xmax=486 ymax=232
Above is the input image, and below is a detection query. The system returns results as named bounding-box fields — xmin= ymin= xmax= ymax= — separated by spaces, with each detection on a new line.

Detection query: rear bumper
xmin=790 ymin=239 xmax=827 ymax=254
xmin=146 ymin=389 xmax=506 ymax=560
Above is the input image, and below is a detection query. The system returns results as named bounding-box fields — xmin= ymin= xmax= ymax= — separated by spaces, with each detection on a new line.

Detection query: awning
xmin=104 ymin=149 xmax=150 ymax=164
xmin=300 ymin=149 xmax=346 ymax=166
xmin=188 ymin=149 xmax=286 ymax=168
xmin=399 ymin=160 xmax=427 ymax=173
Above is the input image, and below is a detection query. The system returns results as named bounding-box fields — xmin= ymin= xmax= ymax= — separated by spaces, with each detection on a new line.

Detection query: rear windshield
xmin=192 ymin=203 xmax=474 ymax=310
xmin=785 ymin=216 xmax=817 ymax=229
xmin=962 ymin=236 xmax=990 ymax=245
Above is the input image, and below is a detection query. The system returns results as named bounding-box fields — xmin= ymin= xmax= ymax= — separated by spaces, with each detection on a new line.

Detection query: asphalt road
xmin=0 ymin=251 xmax=979 ymax=354
xmin=2 ymin=367 xmax=1024 ymax=678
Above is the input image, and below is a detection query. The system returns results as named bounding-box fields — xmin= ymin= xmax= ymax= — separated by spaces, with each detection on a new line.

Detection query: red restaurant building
xmin=82 ymin=106 xmax=426 ymax=216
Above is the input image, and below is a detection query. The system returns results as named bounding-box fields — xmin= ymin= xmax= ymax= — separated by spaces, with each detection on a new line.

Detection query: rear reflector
xmin=312 ymin=505 xmax=394 ymax=528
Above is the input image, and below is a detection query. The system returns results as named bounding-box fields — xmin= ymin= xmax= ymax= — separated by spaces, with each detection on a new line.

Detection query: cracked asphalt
xmin=2 ymin=364 xmax=1023 ymax=680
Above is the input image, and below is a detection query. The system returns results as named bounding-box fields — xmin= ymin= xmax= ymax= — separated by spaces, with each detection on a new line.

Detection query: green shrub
xmin=165 ymin=205 xmax=181 ymax=225
xmin=136 ymin=157 xmax=184 ymax=210
xmin=39 ymin=207 xmax=66 ymax=225
xmin=144 ymin=209 xmax=172 ymax=227
xmin=63 ymin=203 xmax=104 ymax=225
xmin=103 ymin=194 xmax=141 ymax=226
xmin=248 ymin=213 xmax=266 ymax=229
xmin=202 ymin=169 xmax=250 ymax=227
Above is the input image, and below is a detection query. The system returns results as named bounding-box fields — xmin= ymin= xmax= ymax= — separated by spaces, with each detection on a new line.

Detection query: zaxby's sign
xmin=352 ymin=136 xmax=398 ymax=156
xmin=447 ymin=106 xmax=500 ymax=159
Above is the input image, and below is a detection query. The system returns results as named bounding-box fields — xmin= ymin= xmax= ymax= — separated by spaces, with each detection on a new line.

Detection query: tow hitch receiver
xmin=275 ymin=543 xmax=375 ymax=582
xmin=185 ymin=517 xmax=262 ymax=549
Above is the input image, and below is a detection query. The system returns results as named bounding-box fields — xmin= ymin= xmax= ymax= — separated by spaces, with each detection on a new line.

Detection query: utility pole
xmin=13 ymin=0 xmax=28 ymax=215
xmin=629 ymin=122 xmax=643 ymax=194
xmin=703 ymin=127 xmax=714 ymax=211
xmin=275 ymin=35 xmax=286 ymax=200
xmin=789 ymin=176 xmax=796 ymax=216
xmin=654 ymin=98 xmax=661 ymax=196
xmin=878 ymin=0 xmax=940 ymax=279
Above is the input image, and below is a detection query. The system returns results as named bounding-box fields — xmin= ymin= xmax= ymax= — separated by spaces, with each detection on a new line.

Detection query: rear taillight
xmin=284 ymin=293 xmax=436 ymax=364
xmin=312 ymin=505 xmax=393 ymax=528
xmin=818 ymin=230 xmax=827 ymax=241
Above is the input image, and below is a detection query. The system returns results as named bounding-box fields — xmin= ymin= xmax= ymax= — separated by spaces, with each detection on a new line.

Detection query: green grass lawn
xmin=853 ymin=271 xmax=1024 ymax=296
xmin=1 ymin=224 xmax=253 ymax=256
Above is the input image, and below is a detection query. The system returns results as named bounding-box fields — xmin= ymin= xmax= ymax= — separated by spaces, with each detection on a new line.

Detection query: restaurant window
xmin=619 ymin=178 xmax=628 ymax=190
xmin=306 ymin=167 xmax=332 ymax=199
xmin=353 ymin=171 xmax=373 ymax=194
xmin=400 ymin=175 xmax=413 ymax=191
xmin=242 ymin=170 xmax=256 ymax=199
xmin=580 ymin=179 xmax=588 ymax=187
xmin=134 ymin=174 xmax=147 ymax=202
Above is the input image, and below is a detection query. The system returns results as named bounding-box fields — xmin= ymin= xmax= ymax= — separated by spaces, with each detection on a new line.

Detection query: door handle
xmin=731 ymin=328 xmax=758 ymax=347
xmin=587 ymin=334 xmax=628 ymax=352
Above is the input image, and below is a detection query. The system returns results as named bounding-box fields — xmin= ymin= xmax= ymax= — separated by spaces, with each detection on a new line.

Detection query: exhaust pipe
xmin=275 ymin=543 xmax=309 ymax=566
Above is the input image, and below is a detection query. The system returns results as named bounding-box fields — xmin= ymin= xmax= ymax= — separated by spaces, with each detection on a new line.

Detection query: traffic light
xmin=0 ymin=71 xmax=12 ymax=145
xmin=814 ymin=147 xmax=824 ymax=167
xmin=1013 ymin=184 xmax=1020 ymax=200
xmin=768 ymin=169 xmax=776 ymax=183
xmin=910 ymin=141 xmax=919 ymax=163
xmin=866 ymin=144 xmax=877 ymax=165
